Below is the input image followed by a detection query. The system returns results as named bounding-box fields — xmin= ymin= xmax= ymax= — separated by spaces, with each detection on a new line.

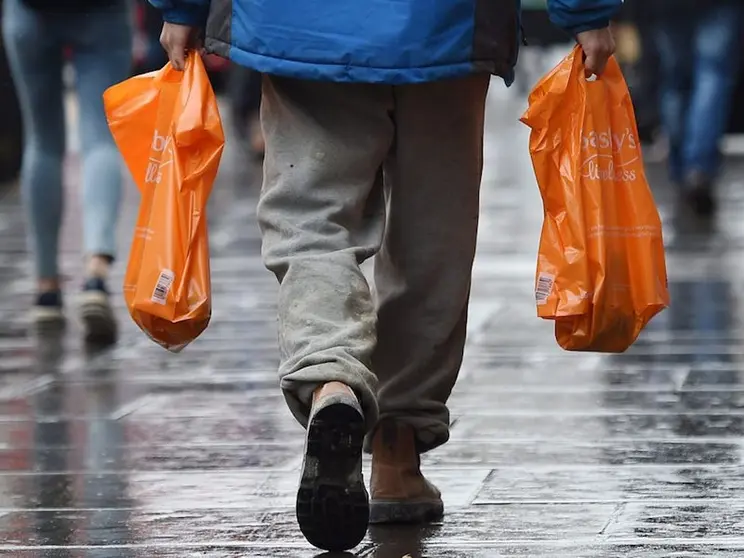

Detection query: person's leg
xmin=228 ymin=65 xmax=255 ymax=132
xmin=258 ymin=75 xmax=394 ymax=550
xmin=683 ymin=4 xmax=743 ymax=186
xmin=369 ymin=74 xmax=490 ymax=523
xmin=246 ymin=70 xmax=265 ymax=156
xmin=229 ymin=66 xmax=264 ymax=156
xmin=143 ymin=0 xmax=168 ymax=72
xmin=67 ymin=3 xmax=132 ymax=343
xmin=2 ymin=0 xmax=66 ymax=321
xmin=652 ymin=16 xmax=694 ymax=185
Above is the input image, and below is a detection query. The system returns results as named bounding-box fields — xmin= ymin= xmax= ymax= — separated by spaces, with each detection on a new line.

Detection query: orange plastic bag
xmin=521 ymin=46 xmax=669 ymax=352
xmin=103 ymin=53 xmax=225 ymax=352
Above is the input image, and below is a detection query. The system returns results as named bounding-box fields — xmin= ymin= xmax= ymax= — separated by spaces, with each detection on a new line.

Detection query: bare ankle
xmin=38 ymin=278 xmax=60 ymax=293
xmin=87 ymin=255 xmax=112 ymax=279
xmin=313 ymin=381 xmax=355 ymax=401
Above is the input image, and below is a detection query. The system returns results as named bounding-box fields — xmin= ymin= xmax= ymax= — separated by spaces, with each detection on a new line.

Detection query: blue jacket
xmin=150 ymin=0 xmax=622 ymax=85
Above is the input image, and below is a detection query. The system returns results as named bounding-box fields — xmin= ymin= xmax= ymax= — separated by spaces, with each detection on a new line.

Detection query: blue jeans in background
xmin=653 ymin=3 xmax=743 ymax=184
xmin=1 ymin=0 xmax=132 ymax=280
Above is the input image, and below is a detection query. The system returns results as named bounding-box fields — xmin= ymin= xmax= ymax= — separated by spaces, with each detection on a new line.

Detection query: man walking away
xmin=151 ymin=0 xmax=620 ymax=550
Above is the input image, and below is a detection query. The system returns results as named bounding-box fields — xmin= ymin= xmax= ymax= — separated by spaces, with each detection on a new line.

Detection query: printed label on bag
xmin=152 ymin=269 xmax=175 ymax=305
xmin=146 ymin=130 xmax=174 ymax=185
xmin=535 ymin=273 xmax=555 ymax=305
xmin=581 ymin=127 xmax=639 ymax=183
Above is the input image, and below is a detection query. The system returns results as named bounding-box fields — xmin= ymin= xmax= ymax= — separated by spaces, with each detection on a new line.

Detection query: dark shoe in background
xmin=684 ymin=171 xmax=716 ymax=218
xmin=32 ymin=290 xmax=65 ymax=326
xmin=79 ymin=277 xmax=117 ymax=346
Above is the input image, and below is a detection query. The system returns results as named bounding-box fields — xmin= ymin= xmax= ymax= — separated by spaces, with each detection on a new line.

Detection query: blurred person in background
xmin=153 ymin=0 xmax=619 ymax=551
xmin=613 ymin=0 xmax=660 ymax=145
xmin=134 ymin=0 xmax=168 ymax=72
xmin=650 ymin=0 xmax=743 ymax=217
xmin=2 ymin=0 xmax=132 ymax=344
xmin=228 ymin=65 xmax=264 ymax=158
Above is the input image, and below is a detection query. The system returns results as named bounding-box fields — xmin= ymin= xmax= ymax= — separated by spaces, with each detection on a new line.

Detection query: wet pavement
xmin=3 ymin=80 xmax=744 ymax=557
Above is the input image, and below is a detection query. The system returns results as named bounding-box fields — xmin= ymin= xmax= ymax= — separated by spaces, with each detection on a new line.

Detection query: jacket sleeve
xmin=148 ymin=0 xmax=211 ymax=27
xmin=546 ymin=0 xmax=623 ymax=34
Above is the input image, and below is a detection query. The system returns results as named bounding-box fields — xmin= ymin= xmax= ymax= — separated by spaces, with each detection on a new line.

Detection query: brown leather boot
xmin=369 ymin=420 xmax=444 ymax=524
xmin=248 ymin=114 xmax=265 ymax=159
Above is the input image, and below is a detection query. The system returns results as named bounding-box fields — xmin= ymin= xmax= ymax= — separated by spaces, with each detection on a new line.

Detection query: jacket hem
xmin=205 ymin=37 xmax=511 ymax=84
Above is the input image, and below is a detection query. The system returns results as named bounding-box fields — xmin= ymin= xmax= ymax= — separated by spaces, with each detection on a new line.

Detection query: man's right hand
xmin=160 ymin=22 xmax=203 ymax=71
xmin=576 ymin=27 xmax=616 ymax=77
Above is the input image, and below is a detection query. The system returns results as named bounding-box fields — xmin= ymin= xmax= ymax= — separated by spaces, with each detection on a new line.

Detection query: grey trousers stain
xmin=258 ymin=74 xmax=490 ymax=453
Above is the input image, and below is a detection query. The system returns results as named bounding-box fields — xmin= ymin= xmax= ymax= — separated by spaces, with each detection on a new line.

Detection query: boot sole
xmin=297 ymin=400 xmax=369 ymax=551
xmin=369 ymin=499 xmax=444 ymax=525
xmin=31 ymin=304 xmax=65 ymax=326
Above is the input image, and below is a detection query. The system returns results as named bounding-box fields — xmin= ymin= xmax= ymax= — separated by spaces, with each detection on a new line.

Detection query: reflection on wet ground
xmin=2 ymin=86 xmax=744 ymax=556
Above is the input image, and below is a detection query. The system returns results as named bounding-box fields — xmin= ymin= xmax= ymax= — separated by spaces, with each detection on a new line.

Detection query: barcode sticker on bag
xmin=152 ymin=269 xmax=175 ymax=305
xmin=535 ymin=273 xmax=555 ymax=305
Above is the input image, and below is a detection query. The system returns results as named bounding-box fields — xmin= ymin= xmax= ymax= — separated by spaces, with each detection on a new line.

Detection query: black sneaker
xmin=32 ymin=291 xmax=65 ymax=325
xmin=684 ymin=172 xmax=716 ymax=218
xmin=79 ymin=277 xmax=117 ymax=345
